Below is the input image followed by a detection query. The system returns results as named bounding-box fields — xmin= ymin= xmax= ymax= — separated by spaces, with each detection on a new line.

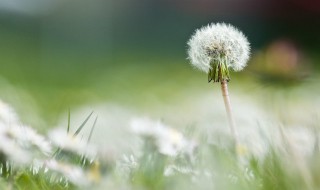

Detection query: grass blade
xmin=73 ymin=111 xmax=94 ymax=137
xmin=87 ymin=116 xmax=98 ymax=144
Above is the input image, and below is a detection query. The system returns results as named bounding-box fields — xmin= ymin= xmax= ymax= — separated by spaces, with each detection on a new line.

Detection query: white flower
xmin=58 ymin=104 xmax=137 ymax=160
xmin=0 ymin=122 xmax=53 ymax=164
xmin=130 ymin=118 xmax=197 ymax=157
xmin=0 ymin=100 xmax=52 ymax=164
xmin=44 ymin=159 xmax=89 ymax=186
xmin=0 ymin=125 xmax=31 ymax=164
xmin=48 ymin=128 xmax=96 ymax=159
xmin=115 ymin=154 xmax=138 ymax=179
xmin=7 ymin=125 xmax=52 ymax=155
xmin=187 ymin=23 xmax=250 ymax=81
xmin=0 ymin=100 xmax=51 ymax=157
xmin=0 ymin=100 xmax=19 ymax=125
xmin=121 ymin=154 xmax=138 ymax=169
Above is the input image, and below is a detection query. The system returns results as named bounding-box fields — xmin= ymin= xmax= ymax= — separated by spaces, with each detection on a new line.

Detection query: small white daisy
xmin=0 ymin=126 xmax=31 ymax=164
xmin=44 ymin=159 xmax=89 ymax=186
xmin=7 ymin=125 xmax=52 ymax=155
xmin=115 ymin=154 xmax=138 ymax=179
xmin=130 ymin=118 xmax=197 ymax=157
xmin=187 ymin=23 xmax=250 ymax=82
xmin=0 ymin=100 xmax=52 ymax=164
xmin=48 ymin=128 xmax=97 ymax=159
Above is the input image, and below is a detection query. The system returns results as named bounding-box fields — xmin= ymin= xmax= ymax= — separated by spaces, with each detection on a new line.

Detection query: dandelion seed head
xmin=187 ymin=23 xmax=250 ymax=73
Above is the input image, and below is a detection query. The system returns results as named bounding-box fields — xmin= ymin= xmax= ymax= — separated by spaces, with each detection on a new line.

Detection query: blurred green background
xmin=0 ymin=0 xmax=319 ymax=128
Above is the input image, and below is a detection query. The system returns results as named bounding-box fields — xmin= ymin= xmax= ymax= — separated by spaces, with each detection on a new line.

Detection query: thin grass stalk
xmin=279 ymin=125 xmax=314 ymax=190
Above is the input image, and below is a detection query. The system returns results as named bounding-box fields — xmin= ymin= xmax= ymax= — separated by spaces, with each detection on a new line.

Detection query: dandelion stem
xmin=219 ymin=67 xmax=239 ymax=148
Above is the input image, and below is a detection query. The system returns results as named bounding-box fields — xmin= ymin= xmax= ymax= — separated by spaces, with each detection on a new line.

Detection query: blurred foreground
xmin=1 ymin=0 xmax=320 ymax=189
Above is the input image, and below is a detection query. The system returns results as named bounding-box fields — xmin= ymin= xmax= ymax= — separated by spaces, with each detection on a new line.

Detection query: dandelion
xmin=188 ymin=23 xmax=250 ymax=80
xmin=187 ymin=23 xmax=250 ymax=147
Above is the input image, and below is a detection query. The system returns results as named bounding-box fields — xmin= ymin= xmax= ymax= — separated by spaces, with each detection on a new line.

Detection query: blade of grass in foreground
xmin=87 ymin=116 xmax=98 ymax=144
xmin=73 ymin=111 xmax=94 ymax=137
xmin=81 ymin=116 xmax=98 ymax=166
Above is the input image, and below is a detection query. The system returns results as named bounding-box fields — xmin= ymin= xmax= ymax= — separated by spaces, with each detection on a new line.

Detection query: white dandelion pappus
xmin=187 ymin=23 xmax=250 ymax=81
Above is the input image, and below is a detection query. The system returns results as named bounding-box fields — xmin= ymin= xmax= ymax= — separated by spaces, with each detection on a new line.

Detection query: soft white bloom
xmin=121 ymin=154 xmax=138 ymax=169
xmin=7 ymin=125 xmax=52 ymax=155
xmin=48 ymin=128 xmax=97 ymax=159
xmin=131 ymin=118 xmax=197 ymax=157
xmin=0 ymin=100 xmax=19 ymax=125
xmin=58 ymin=104 xmax=137 ymax=161
xmin=44 ymin=159 xmax=89 ymax=186
xmin=115 ymin=154 xmax=138 ymax=179
xmin=187 ymin=23 xmax=250 ymax=81
xmin=0 ymin=100 xmax=52 ymax=164
xmin=0 ymin=126 xmax=31 ymax=164
xmin=0 ymin=122 xmax=52 ymax=164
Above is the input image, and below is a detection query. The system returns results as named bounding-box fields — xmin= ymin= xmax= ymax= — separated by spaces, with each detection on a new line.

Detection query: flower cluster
xmin=187 ymin=23 xmax=250 ymax=82
xmin=0 ymin=100 xmax=52 ymax=165
xmin=0 ymin=100 xmax=99 ymax=187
